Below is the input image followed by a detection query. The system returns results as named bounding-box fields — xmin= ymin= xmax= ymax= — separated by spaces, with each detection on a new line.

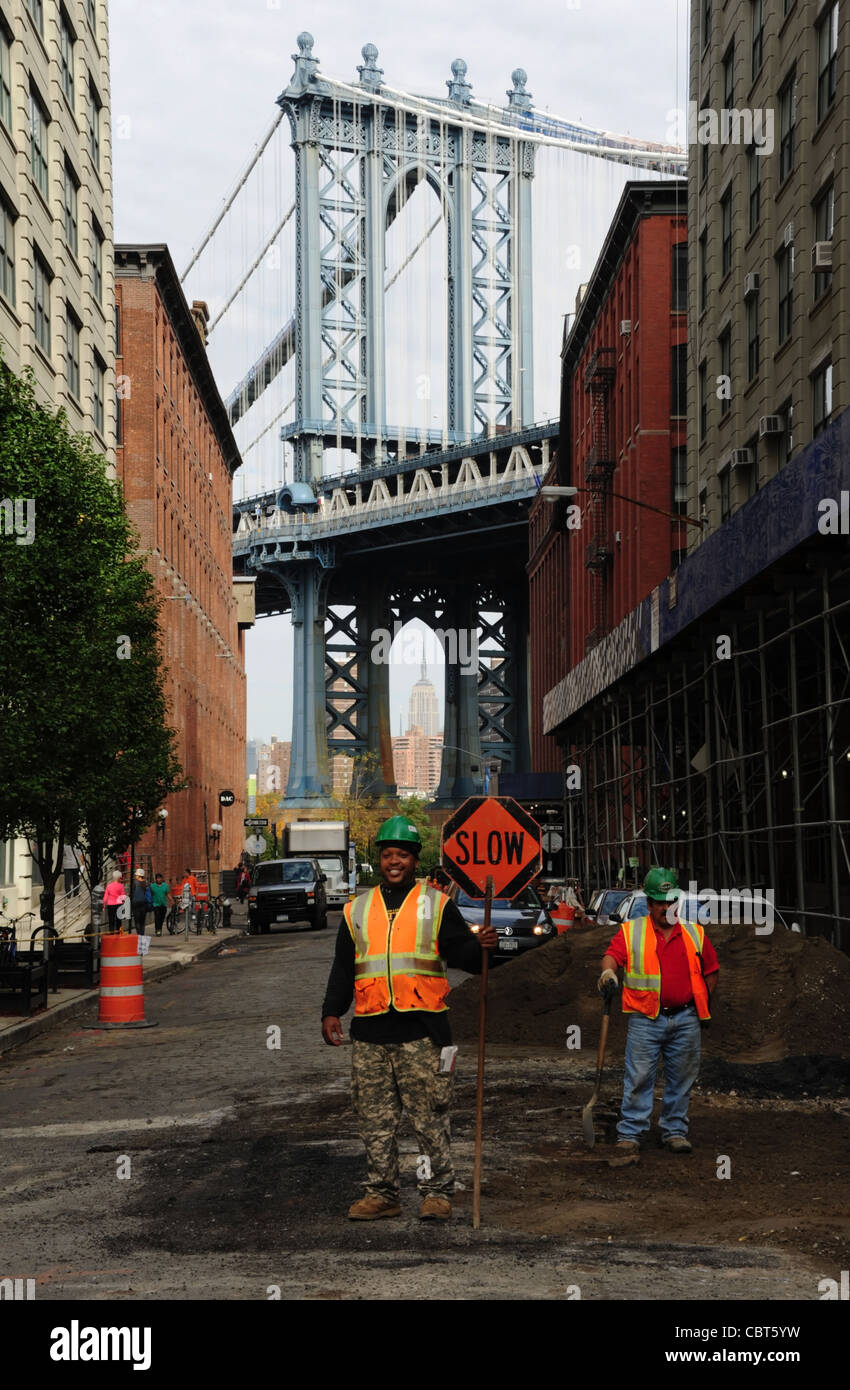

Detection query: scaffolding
xmin=561 ymin=548 xmax=850 ymax=949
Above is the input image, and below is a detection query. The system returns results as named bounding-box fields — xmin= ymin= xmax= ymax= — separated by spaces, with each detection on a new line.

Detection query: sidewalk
xmin=0 ymin=903 xmax=250 ymax=1056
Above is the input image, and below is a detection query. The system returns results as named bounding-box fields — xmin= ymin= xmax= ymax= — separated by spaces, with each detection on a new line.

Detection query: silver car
xmin=608 ymin=891 xmax=800 ymax=934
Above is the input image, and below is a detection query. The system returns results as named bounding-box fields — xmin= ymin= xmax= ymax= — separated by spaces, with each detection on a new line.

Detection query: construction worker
xmin=321 ymin=815 xmax=497 ymax=1222
xmin=598 ymin=866 xmax=719 ymax=1156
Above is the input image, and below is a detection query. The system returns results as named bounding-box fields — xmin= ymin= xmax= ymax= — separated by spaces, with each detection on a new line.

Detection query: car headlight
xmin=533 ymin=924 xmax=545 ymax=935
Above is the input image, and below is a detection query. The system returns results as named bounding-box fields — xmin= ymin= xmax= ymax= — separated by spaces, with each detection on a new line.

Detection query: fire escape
xmin=583 ymin=347 xmax=616 ymax=651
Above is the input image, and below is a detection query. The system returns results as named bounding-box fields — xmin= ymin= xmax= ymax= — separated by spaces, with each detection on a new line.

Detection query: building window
xmin=703 ymin=0 xmax=712 ymax=50
xmin=720 ymin=187 xmax=732 ymax=276
xmin=116 ymin=392 xmax=123 ymax=445
xmin=34 ymin=248 xmax=51 ymax=354
xmin=813 ymin=182 xmax=834 ymax=300
xmin=700 ymin=91 xmax=710 ymax=182
xmin=86 ymin=0 xmax=97 ymax=32
xmin=699 ymin=361 xmax=708 ymax=442
xmin=672 ymin=343 xmax=687 ymax=416
xmin=817 ymin=2 xmax=839 ymax=123
xmin=699 ymin=231 xmax=707 ymax=313
xmin=723 ymin=41 xmax=735 ymax=111
xmin=777 ymin=400 xmax=793 ymax=466
xmin=777 ymin=245 xmax=793 ymax=344
xmin=672 ymin=243 xmax=687 ymax=312
xmin=93 ymin=352 xmax=105 ymax=434
xmin=747 ymin=292 xmax=760 ymax=381
xmin=0 ymin=25 xmax=11 ymax=132
xmin=719 ymin=328 xmax=731 ymax=416
xmin=60 ymin=10 xmax=75 ymax=108
xmin=92 ymin=219 xmax=103 ymax=303
xmin=26 ymin=0 xmax=43 ymax=36
xmin=64 ymin=161 xmax=79 ymax=258
xmin=88 ymin=81 xmax=101 ymax=169
xmin=719 ymin=466 xmax=731 ymax=522
xmin=812 ymin=361 xmax=833 ymax=435
xmin=671 ymin=445 xmax=688 ymax=515
xmin=745 ymin=437 xmax=759 ymax=498
xmin=747 ymin=146 xmax=761 ymax=234
xmin=66 ymin=307 xmax=80 ymax=399
xmin=751 ymin=0 xmax=764 ymax=82
xmin=0 ymin=200 xmax=14 ymax=307
xmin=30 ymin=87 xmax=49 ymax=199
xmin=778 ymin=72 xmax=796 ymax=183
xmin=115 ymin=302 xmax=121 ymax=354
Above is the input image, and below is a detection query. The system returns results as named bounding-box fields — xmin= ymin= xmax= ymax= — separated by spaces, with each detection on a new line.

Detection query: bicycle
xmin=0 ymin=911 xmax=35 ymax=963
xmin=208 ymin=895 xmax=226 ymax=931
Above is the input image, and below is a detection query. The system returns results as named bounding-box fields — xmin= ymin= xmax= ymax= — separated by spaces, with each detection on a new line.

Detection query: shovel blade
xmin=581 ymin=1095 xmax=598 ymax=1148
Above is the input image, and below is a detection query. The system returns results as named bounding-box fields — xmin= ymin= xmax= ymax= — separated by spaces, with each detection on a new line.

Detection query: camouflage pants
xmin=351 ymin=1038 xmax=454 ymax=1199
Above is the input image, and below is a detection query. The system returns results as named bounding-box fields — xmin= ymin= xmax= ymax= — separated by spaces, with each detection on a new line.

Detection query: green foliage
xmin=396 ymin=796 xmax=442 ymax=869
xmin=0 ymin=359 xmax=183 ymax=895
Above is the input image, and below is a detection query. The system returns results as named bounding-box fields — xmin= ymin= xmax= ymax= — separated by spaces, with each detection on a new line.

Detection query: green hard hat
xmin=375 ymin=816 xmax=422 ymax=851
xmin=643 ymin=866 xmax=681 ymax=902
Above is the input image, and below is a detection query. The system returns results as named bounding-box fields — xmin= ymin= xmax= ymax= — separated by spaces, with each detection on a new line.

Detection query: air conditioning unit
xmin=784 ymin=221 xmax=794 ymax=247
xmin=744 ymin=272 xmax=759 ymax=298
xmin=729 ymin=448 xmax=753 ymax=469
xmin=812 ymin=242 xmax=833 ymax=270
xmin=620 ymin=319 xmax=632 ymax=335
xmin=759 ymin=415 xmax=782 ymax=438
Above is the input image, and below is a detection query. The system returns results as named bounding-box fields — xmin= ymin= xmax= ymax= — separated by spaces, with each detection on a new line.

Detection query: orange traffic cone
xmin=86 ymin=932 xmax=158 ymax=1030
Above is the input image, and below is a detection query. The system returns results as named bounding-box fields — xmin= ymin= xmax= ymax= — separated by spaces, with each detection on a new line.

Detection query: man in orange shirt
xmin=599 ymin=867 xmax=719 ymax=1156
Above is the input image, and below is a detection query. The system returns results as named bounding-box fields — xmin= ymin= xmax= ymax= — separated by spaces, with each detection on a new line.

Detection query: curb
xmin=0 ymin=927 xmax=245 ymax=1057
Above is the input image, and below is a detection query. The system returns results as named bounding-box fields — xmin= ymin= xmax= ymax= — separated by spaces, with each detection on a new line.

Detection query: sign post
xmin=441 ymin=797 xmax=542 ymax=1230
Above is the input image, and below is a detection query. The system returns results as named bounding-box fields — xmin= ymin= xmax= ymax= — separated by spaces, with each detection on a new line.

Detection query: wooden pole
xmin=472 ymin=873 xmax=493 ymax=1231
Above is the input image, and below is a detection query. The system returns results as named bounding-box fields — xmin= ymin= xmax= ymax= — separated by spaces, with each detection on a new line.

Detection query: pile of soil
xmin=448 ymin=923 xmax=850 ymax=1064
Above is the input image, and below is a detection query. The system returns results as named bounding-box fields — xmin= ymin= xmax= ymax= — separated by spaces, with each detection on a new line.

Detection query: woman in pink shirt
xmin=102 ymin=871 xmax=126 ymax=934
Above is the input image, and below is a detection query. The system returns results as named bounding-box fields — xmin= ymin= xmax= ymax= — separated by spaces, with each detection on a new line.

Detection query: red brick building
xmin=529 ymin=180 xmax=688 ymax=771
xmin=115 ymin=245 xmax=251 ymax=888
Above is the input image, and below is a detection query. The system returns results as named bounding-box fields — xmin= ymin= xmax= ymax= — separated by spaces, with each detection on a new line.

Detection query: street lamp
xmin=540 ymin=485 xmax=706 ymax=530
xmin=155 ymin=808 xmax=168 ymax=838
xmin=440 ymin=745 xmax=501 ymax=795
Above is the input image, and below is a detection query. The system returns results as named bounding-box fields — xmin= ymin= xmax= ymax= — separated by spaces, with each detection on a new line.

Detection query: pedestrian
xmin=102 ymin=870 xmax=126 ymax=934
xmin=150 ymin=872 xmax=171 ymax=936
xmin=321 ymin=815 xmax=497 ymax=1222
xmin=131 ymin=868 xmax=152 ymax=935
xmin=174 ymin=867 xmax=201 ymax=904
xmin=62 ymin=843 xmax=81 ymax=898
xmin=236 ymin=864 xmax=251 ymax=903
xmin=598 ymin=866 xmax=719 ymax=1156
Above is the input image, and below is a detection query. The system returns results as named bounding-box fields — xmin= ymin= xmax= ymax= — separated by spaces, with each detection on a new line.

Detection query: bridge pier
xmin=433 ymin=589 xmax=483 ymax=806
xmin=281 ymin=563 xmax=334 ymax=806
xmin=354 ymin=583 xmax=397 ymax=798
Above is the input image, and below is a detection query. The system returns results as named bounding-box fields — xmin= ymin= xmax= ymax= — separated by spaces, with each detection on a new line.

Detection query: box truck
xmin=282 ymin=821 xmax=352 ymax=910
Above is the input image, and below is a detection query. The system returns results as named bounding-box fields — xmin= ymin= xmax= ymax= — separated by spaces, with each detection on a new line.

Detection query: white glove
xmin=597 ymin=968 xmax=619 ymax=994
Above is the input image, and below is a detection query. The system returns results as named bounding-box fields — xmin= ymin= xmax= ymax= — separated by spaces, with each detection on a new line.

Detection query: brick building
xmin=529 ymin=179 xmax=688 ymax=771
xmin=115 ymin=244 xmax=251 ymax=888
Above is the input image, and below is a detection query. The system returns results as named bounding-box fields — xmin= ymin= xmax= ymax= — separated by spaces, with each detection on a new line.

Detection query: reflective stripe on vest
xmin=621 ymin=916 xmax=711 ymax=1020
xmin=344 ymin=883 xmax=449 ymax=1015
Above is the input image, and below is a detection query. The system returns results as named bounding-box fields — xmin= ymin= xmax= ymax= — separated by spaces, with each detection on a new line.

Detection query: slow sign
xmin=441 ymin=796 xmax=542 ymax=899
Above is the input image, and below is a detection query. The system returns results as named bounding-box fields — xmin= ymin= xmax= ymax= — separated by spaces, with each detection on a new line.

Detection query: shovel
xmin=582 ymin=983 xmax=615 ymax=1148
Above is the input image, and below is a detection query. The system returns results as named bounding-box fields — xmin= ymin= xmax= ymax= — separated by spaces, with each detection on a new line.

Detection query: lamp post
xmin=439 ymin=745 xmax=501 ymax=796
xmin=539 ymin=485 xmax=706 ymax=530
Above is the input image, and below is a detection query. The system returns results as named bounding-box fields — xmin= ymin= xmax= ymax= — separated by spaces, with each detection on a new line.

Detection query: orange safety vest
xmin=620 ymin=916 xmax=711 ymax=1020
xmin=345 ymin=883 xmax=450 ymax=1016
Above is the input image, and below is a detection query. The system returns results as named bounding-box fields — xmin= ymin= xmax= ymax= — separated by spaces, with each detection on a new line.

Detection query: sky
xmin=110 ymin=0 xmax=690 ymax=742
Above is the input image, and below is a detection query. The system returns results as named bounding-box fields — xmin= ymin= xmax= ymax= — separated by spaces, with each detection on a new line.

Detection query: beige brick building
xmin=689 ymin=0 xmax=844 ymax=537
xmin=0 ymin=1 xmax=114 ymax=926
xmin=0 ymin=0 xmax=114 ymax=453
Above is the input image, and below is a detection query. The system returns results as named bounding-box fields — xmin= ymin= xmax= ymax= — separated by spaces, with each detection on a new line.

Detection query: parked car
xmin=454 ymin=886 xmax=556 ymax=961
xmin=607 ymin=891 xmax=799 ymax=933
xmin=247 ymin=858 xmax=328 ymax=934
xmin=585 ymin=888 xmax=631 ymax=927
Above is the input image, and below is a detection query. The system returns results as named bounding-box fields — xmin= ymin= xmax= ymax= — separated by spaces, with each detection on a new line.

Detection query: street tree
xmin=0 ymin=360 xmax=183 ymax=924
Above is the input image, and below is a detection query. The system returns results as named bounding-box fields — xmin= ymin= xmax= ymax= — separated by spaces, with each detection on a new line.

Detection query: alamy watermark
xmin=0 ymin=497 xmax=35 ymax=546
xmin=668 ymin=882 xmax=779 ymax=934
xmin=370 ymin=621 xmax=478 ymax=677
xmin=666 ymin=102 xmax=774 ymax=156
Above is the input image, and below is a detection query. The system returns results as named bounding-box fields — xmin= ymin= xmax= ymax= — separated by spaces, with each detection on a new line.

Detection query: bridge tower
xmin=252 ymin=35 xmax=539 ymax=806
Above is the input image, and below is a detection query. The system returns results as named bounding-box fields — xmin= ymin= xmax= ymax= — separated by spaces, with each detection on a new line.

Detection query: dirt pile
xmin=448 ymin=923 xmax=850 ymax=1063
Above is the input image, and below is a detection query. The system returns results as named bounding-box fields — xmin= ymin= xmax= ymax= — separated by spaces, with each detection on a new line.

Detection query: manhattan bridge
xmin=182 ymin=33 xmax=685 ymax=807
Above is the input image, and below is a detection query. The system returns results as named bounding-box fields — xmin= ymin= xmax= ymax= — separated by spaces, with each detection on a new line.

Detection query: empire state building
xmin=408 ymin=663 xmax=440 ymax=736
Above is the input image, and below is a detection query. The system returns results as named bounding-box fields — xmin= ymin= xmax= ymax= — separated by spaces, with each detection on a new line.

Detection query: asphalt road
xmin=0 ymin=918 xmax=836 ymax=1301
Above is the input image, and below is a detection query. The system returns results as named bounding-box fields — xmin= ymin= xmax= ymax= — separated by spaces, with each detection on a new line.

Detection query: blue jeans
xmin=618 ymin=1006 xmax=702 ymax=1141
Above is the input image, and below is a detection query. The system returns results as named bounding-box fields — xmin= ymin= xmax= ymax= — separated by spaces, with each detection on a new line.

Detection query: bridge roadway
xmin=232 ymin=421 xmax=558 ymax=617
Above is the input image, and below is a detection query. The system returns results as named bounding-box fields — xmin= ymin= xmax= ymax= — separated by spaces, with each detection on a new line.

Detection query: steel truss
xmin=561 ymin=552 xmax=850 ymax=948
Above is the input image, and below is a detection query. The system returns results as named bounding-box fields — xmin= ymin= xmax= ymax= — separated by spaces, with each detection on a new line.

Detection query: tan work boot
xmin=348 ymin=1194 xmax=401 ymax=1221
xmin=419 ymin=1194 xmax=451 ymax=1221
xmin=615 ymin=1139 xmax=640 ymax=1155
